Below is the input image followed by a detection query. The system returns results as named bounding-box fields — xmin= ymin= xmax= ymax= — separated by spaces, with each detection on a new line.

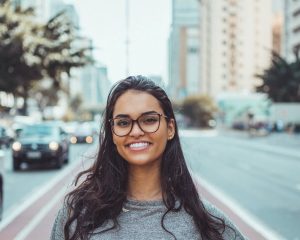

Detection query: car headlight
xmin=85 ymin=136 xmax=93 ymax=144
xmin=70 ymin=136 xmax=77 ymax=144
xmin=12 ymin=142 xmax=22 ymax=151
xmin=49 ymin=141 xmax=59 ymax=151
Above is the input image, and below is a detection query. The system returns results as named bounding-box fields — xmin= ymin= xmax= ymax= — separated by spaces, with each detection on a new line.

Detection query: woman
xmin=51 ymin=75 xmax=246 ymax=240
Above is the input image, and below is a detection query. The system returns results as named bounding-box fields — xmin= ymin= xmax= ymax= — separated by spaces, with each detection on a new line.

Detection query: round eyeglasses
xmin=109 ymin=113 xmax=168 ymax=137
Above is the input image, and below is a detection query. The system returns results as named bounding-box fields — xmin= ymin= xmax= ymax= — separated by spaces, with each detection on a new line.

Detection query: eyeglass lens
xmin=112 ymin=113 xmax=161 ymax=136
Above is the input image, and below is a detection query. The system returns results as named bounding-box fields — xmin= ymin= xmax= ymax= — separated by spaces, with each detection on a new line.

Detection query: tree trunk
xmin=19 ymin=85 xmax=28 ymax=116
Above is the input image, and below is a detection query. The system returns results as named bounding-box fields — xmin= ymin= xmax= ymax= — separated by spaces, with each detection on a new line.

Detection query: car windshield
xmin=21 ymin=125 xmax=58 ymax=138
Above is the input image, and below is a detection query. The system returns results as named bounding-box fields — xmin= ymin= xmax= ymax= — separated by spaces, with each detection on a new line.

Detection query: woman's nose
xmin=129 ymin=121 xmax=144 ymax=137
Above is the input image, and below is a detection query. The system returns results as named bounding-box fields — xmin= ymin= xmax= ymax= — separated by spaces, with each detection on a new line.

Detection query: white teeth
xmin=129 ymin=142 xmax=149 ymax=148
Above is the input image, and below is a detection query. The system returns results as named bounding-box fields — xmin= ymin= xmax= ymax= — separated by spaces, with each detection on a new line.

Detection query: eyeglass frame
xmin=109 ymin=112 xmax=169 ymax=137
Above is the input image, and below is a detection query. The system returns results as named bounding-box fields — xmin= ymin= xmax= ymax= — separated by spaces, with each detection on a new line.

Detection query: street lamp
xmin=125 ymin=0 xmax=130 ymax=76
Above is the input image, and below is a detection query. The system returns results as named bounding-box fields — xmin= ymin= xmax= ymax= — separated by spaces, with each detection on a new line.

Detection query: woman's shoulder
xmin=202 ymin=200 xmax=247 ymax=240
xmin=202 ymin=200 xmax=225 ymax=217
xmin=50 ymin=203 xmax=69 ymax=240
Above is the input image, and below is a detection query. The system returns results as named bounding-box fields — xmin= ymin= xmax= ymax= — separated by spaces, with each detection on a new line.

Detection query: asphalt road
xmin=180 ymin=130 xmax=300 ymax=240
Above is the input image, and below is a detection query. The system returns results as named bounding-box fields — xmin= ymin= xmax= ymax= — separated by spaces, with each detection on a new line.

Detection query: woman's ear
xmin=167 ymin=118 xmax=175 ymax=140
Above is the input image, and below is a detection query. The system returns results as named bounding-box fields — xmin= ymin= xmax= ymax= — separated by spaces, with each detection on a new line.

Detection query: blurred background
xmin=0 ymin=0 xmax=299 ymax=240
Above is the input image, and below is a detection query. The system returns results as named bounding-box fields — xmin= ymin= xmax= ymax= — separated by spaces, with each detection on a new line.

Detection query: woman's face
xmin=112 ymin=90 xmax=175 ymax=168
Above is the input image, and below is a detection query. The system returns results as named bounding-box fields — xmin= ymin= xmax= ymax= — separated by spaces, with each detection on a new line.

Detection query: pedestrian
xmin=51 ymin=75 xmax=246 ymax=240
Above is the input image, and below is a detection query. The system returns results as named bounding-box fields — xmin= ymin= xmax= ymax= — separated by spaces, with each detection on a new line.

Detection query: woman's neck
xmin=127 ymin=165 xmax=162 ymax=201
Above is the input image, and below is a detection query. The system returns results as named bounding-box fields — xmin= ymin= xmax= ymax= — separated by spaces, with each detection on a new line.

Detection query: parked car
xmin=0 ymin=150 xmax=4 ymax=220
xmin=11 ymin=123 xmax=69 ymax=171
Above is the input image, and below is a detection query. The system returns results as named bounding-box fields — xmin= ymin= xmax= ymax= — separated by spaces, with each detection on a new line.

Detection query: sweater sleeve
xmin=203 ymin=201 xmax=248 ymax=240
xmin=50 ymin=206 xmax=67 ymax=240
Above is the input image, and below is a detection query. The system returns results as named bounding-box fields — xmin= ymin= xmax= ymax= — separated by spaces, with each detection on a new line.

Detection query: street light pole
xmin=125 ymin=0 xmax=130 ymax=76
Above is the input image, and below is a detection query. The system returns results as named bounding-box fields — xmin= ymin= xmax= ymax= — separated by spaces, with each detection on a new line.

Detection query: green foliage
xmin=256 ymin=51 xmax=300 ymax=102
xmin=181 ymin=95 xmax=218 ymax=128
xmin=0 ymin=0 xmax=43 ymax=96
xmin=41 ymin=12 xmax=93 ymax=89
xmin=0 ymin=0 xmax=92 ymax=114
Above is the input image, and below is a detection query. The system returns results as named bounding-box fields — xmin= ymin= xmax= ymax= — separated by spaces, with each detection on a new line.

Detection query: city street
xmin=181 ymin=129 xmax=300 ymax=240
xmin=1 ymin=1 xmax=299 ymax=239
xmin=0 ymin=129 xmax=299 ymax=239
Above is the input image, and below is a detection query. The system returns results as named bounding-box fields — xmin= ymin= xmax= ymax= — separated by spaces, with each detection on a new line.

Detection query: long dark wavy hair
xmin=64 ymin=75 xmax=234 ymax=240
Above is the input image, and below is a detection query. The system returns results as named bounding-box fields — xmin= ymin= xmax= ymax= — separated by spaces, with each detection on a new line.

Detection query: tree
xmin=0 ymin=1 xmax=44 ymax=114
xmin=256 ymin=51 xmax=300 ymax=102
xmin=41 ymin=11 xmax=93 ymax=93
xmin=181 ymin=95 xmax=218 ymax=128
xmin=0 ymin=0 xmax=92 ymax=114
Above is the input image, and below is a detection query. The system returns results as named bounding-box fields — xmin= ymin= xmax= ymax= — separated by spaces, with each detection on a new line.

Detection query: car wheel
xmin=64 ymin=150 xmax=69 ymax=164
xmin=55 ymin=158 xmax=63 ymax=169
xmin=13 ymin=158 xmax=21 ymax=171
xmin=64 ymin=157 xmax=69 ymax=164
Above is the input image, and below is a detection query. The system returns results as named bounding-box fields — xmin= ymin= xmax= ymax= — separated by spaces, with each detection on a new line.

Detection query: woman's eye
xmin=143 ymin=116 xmax=158 ymax=124
xmin=116 ymin=119 xmax=131 ymax=127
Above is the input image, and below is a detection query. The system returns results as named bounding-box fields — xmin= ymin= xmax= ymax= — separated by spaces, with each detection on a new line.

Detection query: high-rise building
xmin=79 ymin=64 xmax=108 ymax=107
xmin=12 ymin=0 xmax=66 ymax=22
xmin=200 ymin=0 xmax=272 ymax=97
xmin=283 ymin=0 xmax=300 ymax=62
xmin=70 ymin=37 xmax=111 ymax=108
xmin=168 ymin=0 xmax=272 ymax=100
xmin=168 ymin=0 xmax=200 ymax=100
xmin=147 ymin=75 xmax=162 ymax=86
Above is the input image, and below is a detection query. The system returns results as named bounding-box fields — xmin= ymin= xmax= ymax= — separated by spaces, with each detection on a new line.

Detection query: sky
xmin=70 ymin=0 xmax=172 ymax=84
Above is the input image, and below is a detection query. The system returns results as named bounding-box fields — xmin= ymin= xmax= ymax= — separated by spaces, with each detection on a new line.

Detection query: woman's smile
xmin=126 ymin=141 xmax=152 ymax=151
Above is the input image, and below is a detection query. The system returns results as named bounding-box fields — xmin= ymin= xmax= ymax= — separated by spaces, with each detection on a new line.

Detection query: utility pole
xmin=125 ymin=0 xmax=130 ymax=76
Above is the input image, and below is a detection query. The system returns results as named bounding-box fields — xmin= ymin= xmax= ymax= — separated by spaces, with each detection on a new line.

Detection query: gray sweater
xmin=50 ymin=199 xmax=246 ymax=240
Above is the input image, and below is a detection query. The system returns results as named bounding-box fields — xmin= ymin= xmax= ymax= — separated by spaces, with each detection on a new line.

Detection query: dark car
xmin=12 ymin=123 xmax=69 ymax=171
xmin=69 ymin=124 xmax=94 ymax=144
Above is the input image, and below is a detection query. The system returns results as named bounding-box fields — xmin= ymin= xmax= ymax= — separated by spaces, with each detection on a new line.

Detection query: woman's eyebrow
xmin=114 ymin=111 xmax=158 ymax=118
xmin=114 ymin=114 xmax=130 ymax=118
xmin=141 ymin=111 xmax=158 ymax=115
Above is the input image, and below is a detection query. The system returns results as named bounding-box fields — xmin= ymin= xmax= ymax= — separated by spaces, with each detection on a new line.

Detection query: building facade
xmin=200 ymin=0 xmax=272 ymax=97
xmin=168 ymin=0 xmax=200 ymax=100
xmin=70 ymin=38 xmax=111 ymax=108
xmin=283 ymin=0 xmax=300 ymax=62
xmin=168 ymin=0 xmax=272 ymax=100
xmin=12 ymin=0 xmax=66 ymax=22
